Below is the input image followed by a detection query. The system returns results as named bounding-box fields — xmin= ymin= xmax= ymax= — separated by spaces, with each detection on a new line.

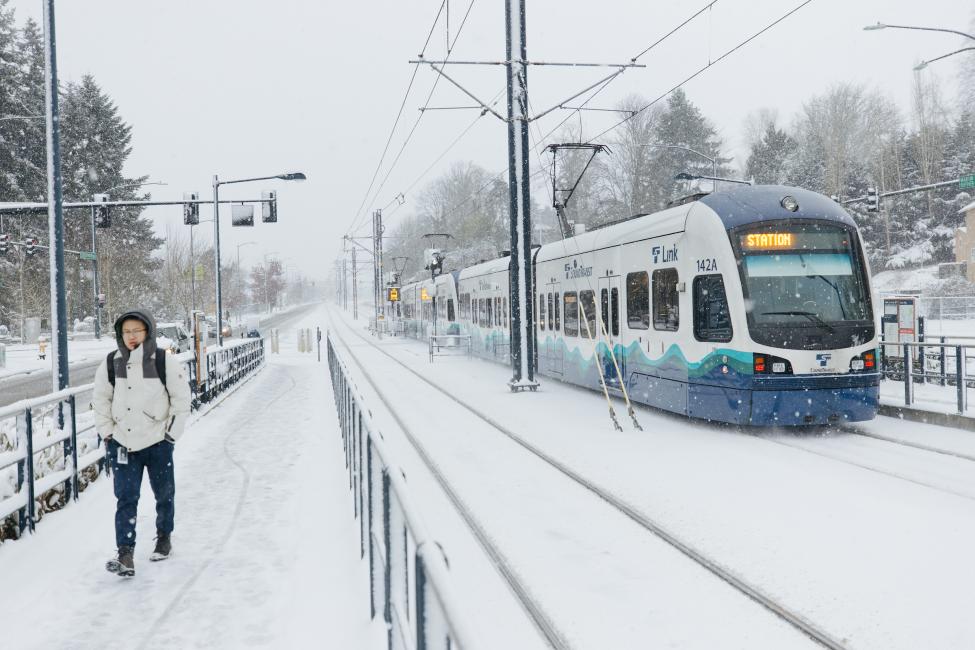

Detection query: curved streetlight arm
xmin=864 ymin=23 xmax=975 ymax=41
xmin=915 ymin=46 xmax=975 ymax=70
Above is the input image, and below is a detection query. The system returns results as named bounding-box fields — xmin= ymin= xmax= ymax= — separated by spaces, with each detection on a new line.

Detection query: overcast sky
xmin=7 ymin=0 xmax=971 ymax=281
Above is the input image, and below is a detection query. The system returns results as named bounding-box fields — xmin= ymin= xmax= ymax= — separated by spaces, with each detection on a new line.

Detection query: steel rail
xmin=328 ymin=319 xmax=573 ymax=650
xmin=330 ymin=312 xmax=848 ymax=650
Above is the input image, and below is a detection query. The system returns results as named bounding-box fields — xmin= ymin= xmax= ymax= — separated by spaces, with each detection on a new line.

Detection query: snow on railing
xmin=0 ymin=338 xmax=266 ymax=541
xmin=327 ymin=336 xmax=478 ymax=650
xmin=880 ymin=337 xmax=972 ymax=414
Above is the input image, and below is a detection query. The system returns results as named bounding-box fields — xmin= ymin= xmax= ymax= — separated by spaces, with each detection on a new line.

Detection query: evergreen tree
xmin=650 ymin=88 xmax=726 ymax=203
xmin=745 ymin=123 xmax=795 ymax=185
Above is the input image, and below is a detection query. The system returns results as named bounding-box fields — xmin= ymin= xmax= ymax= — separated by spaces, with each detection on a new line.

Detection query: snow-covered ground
xmin=326 ymin=307 xmax=975 ymax=650
xmin=0 ymin=307 xmax=384 ymax=649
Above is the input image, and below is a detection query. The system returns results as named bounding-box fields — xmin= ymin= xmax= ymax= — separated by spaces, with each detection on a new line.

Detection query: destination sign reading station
xmin=743 ymin=232 xmax=795 ymax=250
xmin=741 ymin=229 xmax=850 ymax=252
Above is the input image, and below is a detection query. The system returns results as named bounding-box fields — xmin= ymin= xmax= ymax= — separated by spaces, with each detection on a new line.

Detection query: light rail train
xmin=391 ymin=185 xmax=880 ymax=426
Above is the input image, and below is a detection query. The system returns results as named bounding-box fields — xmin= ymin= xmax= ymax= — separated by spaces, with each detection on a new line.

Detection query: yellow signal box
xmin=420 ymin=287 xmax=431 ymax=301
xmin=387 ymin=287 xmax=400 ymax=302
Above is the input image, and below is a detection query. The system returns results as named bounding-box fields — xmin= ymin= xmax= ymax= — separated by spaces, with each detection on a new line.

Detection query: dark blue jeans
xmin=108 ymin=439 xmax=175 ymax=548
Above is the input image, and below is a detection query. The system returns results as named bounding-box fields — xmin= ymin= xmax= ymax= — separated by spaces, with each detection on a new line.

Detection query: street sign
xmin=960 ymin=174 xmax=975 ymax=190
xmin=79 ymin=251 xmax=96 ymax=261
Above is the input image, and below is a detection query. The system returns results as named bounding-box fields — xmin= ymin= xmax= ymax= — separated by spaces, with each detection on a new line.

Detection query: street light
xmin=212 ymin=172 xmax=305 ymax=344
xmin=675 ymin=171 xmax=753 ymax=186
xmin=864 ymin=22 xmax=975 ymax=70
xmin=90 ymin=180 xmax=167 ymax=338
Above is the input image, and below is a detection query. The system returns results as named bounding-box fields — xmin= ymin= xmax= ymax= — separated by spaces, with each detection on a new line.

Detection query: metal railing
xmin=880 ymin=338 xmax=972 ymax=413
xmin=0 ymin=337 xmax=266 ymax=539
xmin=328 ymin=335 xmax=477 ymax=650
xmin=428 ymin=334 xmax=472 ymax=362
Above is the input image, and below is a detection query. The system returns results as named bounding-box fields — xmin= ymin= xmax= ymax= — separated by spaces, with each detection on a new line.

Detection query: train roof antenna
xmin=546 ymin=143 xmax=610 ymax=239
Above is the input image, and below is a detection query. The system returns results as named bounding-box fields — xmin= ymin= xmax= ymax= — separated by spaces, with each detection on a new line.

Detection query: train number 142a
xmin=696 ymin=258 xmax=718 ymax=272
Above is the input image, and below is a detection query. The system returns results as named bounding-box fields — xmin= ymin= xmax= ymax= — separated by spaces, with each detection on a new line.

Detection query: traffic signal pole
xmin=90 ymin=206 xmax=101 ymax=339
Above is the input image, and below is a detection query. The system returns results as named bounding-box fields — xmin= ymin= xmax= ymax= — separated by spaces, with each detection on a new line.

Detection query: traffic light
xmin=0 ymin=233 xmax=9 ymax=254
xmin=866 ymin=187 xmax=879 ymax=213
xmin=183 ymin=192 xmax=200 ymax=225
xmin=231 ymin=204 xmax=255 ymax=227
xmin=25 ymin=237 xmax=38 ymax=256
xmin=261 ymin=190 xmax=277 ymax=223
xmin=93 ymin=193 xmax=111 ymax=228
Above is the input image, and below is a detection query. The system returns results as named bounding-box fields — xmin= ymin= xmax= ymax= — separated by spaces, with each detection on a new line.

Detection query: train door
xmin=544 ymin=281 xmax=563 ymax=375
xmin=598 ymin=275 xmax=623 ymax=388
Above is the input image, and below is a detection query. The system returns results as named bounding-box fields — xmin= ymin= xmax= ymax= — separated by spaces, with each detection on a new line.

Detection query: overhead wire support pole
xmin=506 ymin=0 xmax=537 ymax=391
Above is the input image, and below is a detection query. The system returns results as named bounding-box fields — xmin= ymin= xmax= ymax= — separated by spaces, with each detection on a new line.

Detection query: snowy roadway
xmin=0 ymin=306 xmax=384 ymax=649
xmin=326 ymin=308 xmax=975 ymax=650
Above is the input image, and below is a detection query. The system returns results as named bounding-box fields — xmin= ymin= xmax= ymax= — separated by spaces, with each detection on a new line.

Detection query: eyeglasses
xmin=122 ymin=329 xmax=146 ymax=336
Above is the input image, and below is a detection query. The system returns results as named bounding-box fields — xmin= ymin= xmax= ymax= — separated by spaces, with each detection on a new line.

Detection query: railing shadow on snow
xmin=0 ymin=337 xmax=266 ymax=540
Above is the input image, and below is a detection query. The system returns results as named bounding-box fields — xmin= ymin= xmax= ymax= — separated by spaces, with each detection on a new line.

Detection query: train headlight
xmin=851 ymin=359 xmax=864 ymax=371
xmin=772 ymin=362 xmax=786 ymax=373
xmin=780 ymin=195 xmax=799 ymax=212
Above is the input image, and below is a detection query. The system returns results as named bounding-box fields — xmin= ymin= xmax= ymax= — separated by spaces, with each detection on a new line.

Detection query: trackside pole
xmin=505 ymin=0 xmax=538 ymax=392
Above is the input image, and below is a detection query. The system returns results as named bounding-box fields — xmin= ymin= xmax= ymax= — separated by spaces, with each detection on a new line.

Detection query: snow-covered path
xmin=0 ymin=307 xmax=384 ymax=649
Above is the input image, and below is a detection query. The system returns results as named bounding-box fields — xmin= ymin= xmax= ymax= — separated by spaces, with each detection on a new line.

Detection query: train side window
xmin=626 ymin=271 xmax=649 ymax=329
xmin=652 ymin=268 xmax=679 ymax=331
xmin=600 ymin=289 xmax=609 ymax=334
xmin=504 ymin=297 xmax=508 ymax=329
xmin=580 ymin=290 xmax=596 ymax=338
xmin=487 ymin=298 xmax=494 ymax=327
xmin=611 ymin=287 xmax=620 ymax=336
xmin=554 ymin=293 xmax=561 ymax=331
xmin=693 ymin=275 xmax=732 ymax=342
xmin=539 ymin=294 xmax=546 ymax=331
xmin=547 ymin=293 xmax=554 ymax=330
xmin=447 ymin=298 xmax=455 ymax=322
xmin=563 ymin=292 xmax=578 ymax=336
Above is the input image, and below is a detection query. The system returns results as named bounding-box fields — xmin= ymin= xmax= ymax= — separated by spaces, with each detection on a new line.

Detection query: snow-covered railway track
xmin=330 ymin=316 xmax=847 ymax=650
xmin=754 ymin=426 xmax=975 ymax=503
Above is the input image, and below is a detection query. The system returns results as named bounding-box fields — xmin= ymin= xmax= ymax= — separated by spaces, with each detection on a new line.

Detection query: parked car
xmin=157 ymin=322 xmax=192 ymax=354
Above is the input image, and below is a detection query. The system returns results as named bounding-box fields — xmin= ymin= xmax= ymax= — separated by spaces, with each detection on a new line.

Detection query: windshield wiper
xmin=761 ymin=311 xmax=836 ymax=334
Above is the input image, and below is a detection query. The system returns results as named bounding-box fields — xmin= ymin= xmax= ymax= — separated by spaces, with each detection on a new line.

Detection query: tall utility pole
xmin=409 ymin=4 xmax=639 ymax=390
xmin=505 ymin=0 xmax=536 ymax=391
xmin=372 ymin=209 xmax=384 ymax=326
xmin=342 ymin=258 xmax=348 ymax=310
xmin=43 ymin=0 xmax=68 ymax=394
xmin=351 ymin=246 xmax=358 ymax=320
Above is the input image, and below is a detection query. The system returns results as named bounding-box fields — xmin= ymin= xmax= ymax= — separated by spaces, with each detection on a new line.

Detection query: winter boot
xmin=149 ymin=532 xmax=171 ymax=562
xmin=106 ymin=546 xmax=135 ymax=577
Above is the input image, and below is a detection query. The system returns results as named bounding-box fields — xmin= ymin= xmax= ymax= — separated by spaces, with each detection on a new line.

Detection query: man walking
xmin=93 ymin=309 xmax=191 ymax=577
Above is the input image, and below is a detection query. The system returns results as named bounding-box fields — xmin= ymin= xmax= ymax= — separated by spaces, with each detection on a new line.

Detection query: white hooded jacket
xmin=92 ymin=310 xmax=192 ymax=452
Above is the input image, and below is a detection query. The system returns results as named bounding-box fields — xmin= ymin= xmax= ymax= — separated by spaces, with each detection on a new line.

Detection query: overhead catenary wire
xmin=346 ymin=0 xmax=448 ymax=236
xmin=588 ymin=0 xmax=815 ymax=144
xmin=351 ymin=0 xmax=479 ymax=236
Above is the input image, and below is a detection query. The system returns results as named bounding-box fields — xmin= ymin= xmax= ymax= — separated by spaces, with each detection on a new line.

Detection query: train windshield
xmin=736 ymin=223 xmax=874 ymax=349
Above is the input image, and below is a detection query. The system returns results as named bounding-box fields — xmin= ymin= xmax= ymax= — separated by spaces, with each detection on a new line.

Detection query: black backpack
xmin=106 ymin=350 xmax=167 ymax=388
